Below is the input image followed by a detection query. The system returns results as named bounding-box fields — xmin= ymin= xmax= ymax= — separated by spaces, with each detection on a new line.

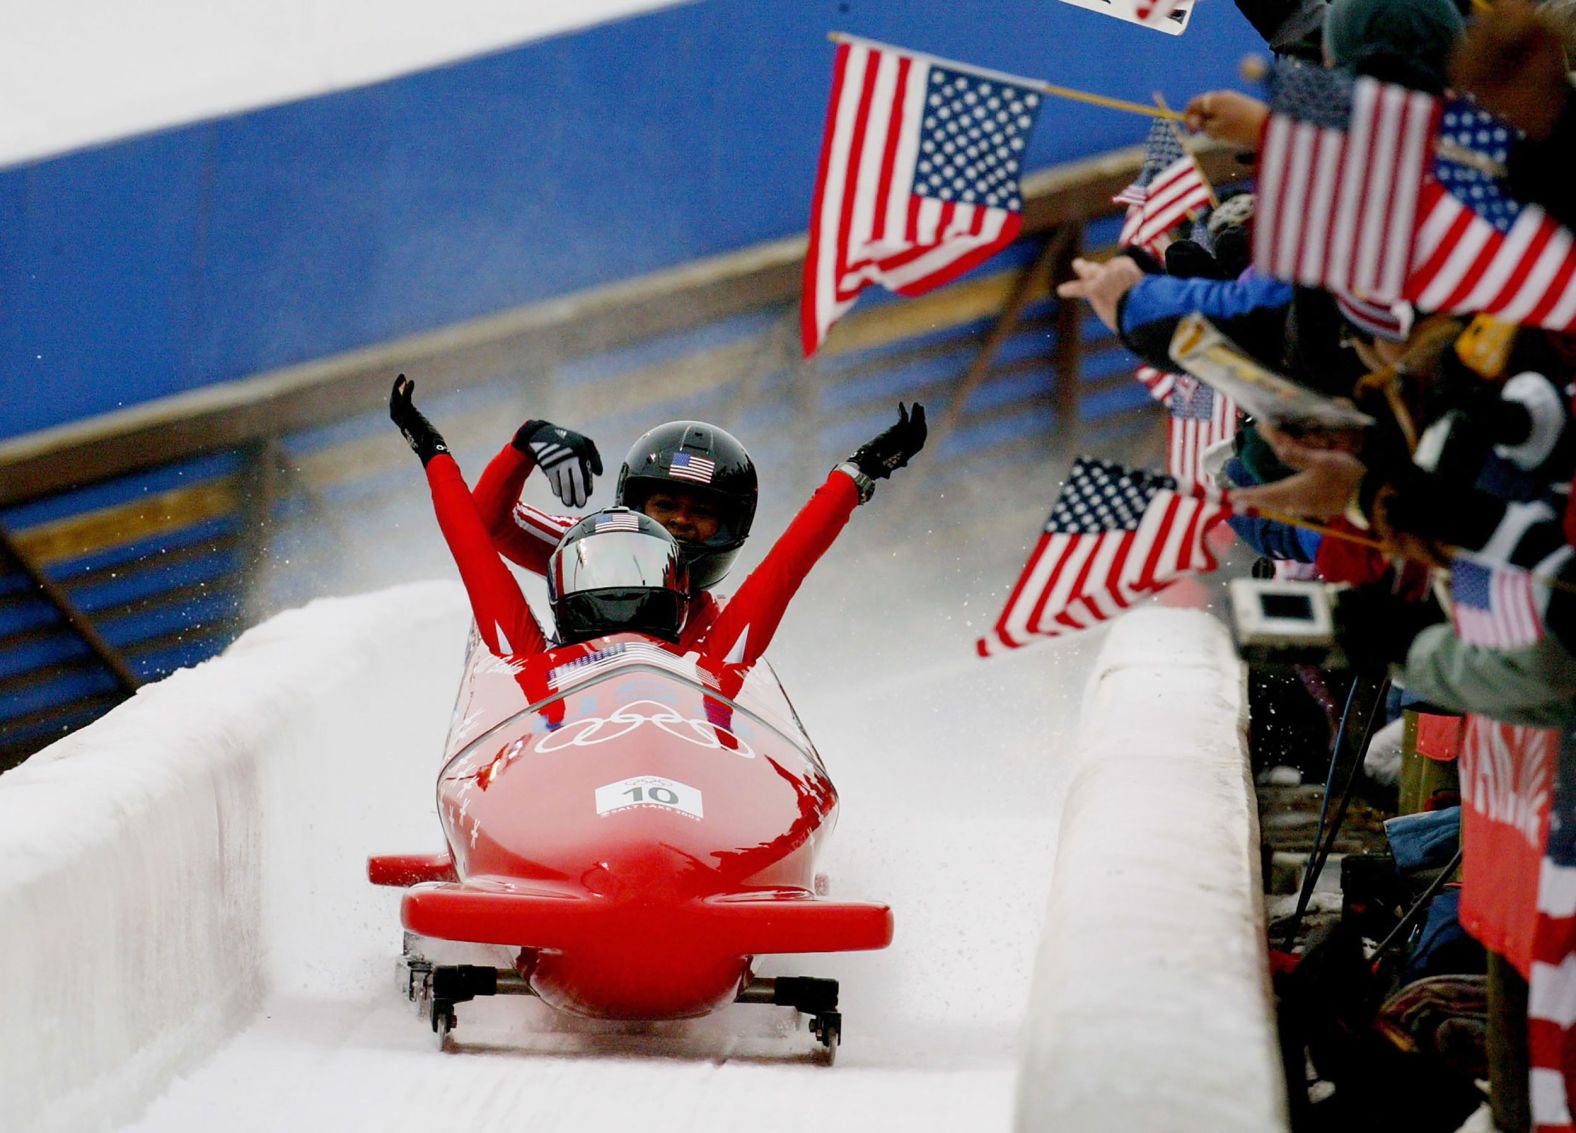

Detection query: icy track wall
xmin=0 ymin=583 xmax=471 ymax=1133
xmin=1 ymin=592 xmax=1280 ymax=1132
xmin=1016 ymin=608 xmax=1287 ymax=1132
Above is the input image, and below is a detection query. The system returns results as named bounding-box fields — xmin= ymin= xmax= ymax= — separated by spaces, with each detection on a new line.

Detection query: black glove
xmin=1332 ymin=584 xmax=1445 ymax=671
xmin=513 ymin=420 xmax=603 ymax=508
xmin=1164 ymin=239 xmax=1230 ymax=281
xmin=389 ymin=375 xmax=449 ymax=466
xmin=848 ymin=402 xmax=927 ymax=482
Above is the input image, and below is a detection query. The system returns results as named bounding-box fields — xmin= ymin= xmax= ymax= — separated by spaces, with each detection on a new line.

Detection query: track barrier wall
xmin=1015 ymin=608 xmax=1288 ymax=1132
xmin=0 ymin=583 xmax=470 ymax=1133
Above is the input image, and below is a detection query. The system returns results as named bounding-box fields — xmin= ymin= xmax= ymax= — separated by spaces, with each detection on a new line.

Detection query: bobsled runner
xmin=369 ymin=632 xmax=893 ymax=1060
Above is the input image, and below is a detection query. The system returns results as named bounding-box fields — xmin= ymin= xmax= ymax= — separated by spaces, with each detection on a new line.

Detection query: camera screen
xmin=1260 ymin=592 xmax=1314 ymax=621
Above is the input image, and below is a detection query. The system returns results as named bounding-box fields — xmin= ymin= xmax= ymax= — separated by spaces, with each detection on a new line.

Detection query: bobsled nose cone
xmin=581 ymin=844 xmax=710 ymax=903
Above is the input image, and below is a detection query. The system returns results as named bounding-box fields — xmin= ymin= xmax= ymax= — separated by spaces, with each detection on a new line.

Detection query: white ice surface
xmin=3 ymin=526 xmax=1276 ymax=1132
xmin=108 ymin=581 xmax=1092 ymax=1133
xmin=0 ymin=0 xmax=688 ymax=168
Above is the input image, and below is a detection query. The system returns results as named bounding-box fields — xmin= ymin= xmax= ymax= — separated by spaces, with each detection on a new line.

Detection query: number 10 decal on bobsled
xmin=368 ymin=634 xmax=892 ymax=1060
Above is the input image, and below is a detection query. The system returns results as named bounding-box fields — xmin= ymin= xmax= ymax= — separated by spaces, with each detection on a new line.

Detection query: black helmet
xmin=547 ymin=507 xmax=691 ymax=645
xmin=615 ymin=421 xmax=757 ymax=590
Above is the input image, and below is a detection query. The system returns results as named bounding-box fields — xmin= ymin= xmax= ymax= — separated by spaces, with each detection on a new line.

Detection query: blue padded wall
xmin=0 ymin=0 xmax=1261 ymax=440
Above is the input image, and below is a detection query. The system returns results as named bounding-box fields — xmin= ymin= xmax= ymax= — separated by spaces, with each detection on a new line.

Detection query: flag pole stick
xmin=825 ymin=32 xmax=1187 ymax=121
xmin=1242 ymin=505 xmax=1576 ymax=595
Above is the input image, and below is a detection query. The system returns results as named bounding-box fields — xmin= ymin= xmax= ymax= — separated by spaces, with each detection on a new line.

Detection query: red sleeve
xmin=426 ymin=454 xmax=549 ymax=656
xmin=471 ymin=442 xmax=575 ymax=575
xmin=701 ymin=470 xmax=859 ymax=666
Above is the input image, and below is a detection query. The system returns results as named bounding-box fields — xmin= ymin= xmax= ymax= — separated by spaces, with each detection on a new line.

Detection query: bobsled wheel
xmin=432 ymin=1001 xmax=457 ymax=1052
xmin=810 ymin=1011 xmax=840 ymax=1065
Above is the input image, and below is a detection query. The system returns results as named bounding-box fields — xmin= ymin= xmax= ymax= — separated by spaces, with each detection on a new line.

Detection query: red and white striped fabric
xmin=1135 ymin=367 xmax=1238 ymax=483
xmin=1254 ymin=68 xmax=1439 ymax=305
xmin=1126 ymin=156 xmax=1213 ymax=252
xmin=1404 ymin=100 xmax=1576 ymax=330
xmin=1407 ymin=178 xmax=1576 ymax=331
xmin=801 ymin=38 xmax=1042 ymax=355
xmin=1136 ymin=364 xmax=1178 ymax=404
xmin=1449 ymin=555 xmax=1546 ymax=649
xmin=1167 ymin=374 xmax=1238 ymax=485
xmin=512 ymin=502 xmax=576 ymax=550
xmin=1526 ymin=725 xmax=1576 ymax=1133
xmin=977 ymin=457 xmax=1229 ymax=655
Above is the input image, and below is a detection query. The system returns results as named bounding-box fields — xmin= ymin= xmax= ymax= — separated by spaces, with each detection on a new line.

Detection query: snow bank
xmin=0 ymin=583 xmax=470 ymax=1133
xmin=1015 ymin=609 xmax=1287 ymax=1132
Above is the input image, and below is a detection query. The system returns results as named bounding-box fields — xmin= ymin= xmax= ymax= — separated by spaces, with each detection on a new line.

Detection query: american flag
xmin=1253 ymin=63 xmax=1440 ymax=305
xmin=1115 ymin=118 xmax=1213 ymax=257
xmin=1167 ymin=373 xmax=1238 ymax=485
xmin=1406 ymin=101 xmax=1576 ymax=329
xmin=976 ymin=456 xmax=1230 ymax=655
xmin=1450 ymin=556 xmax=1545 ymax=649
xmin=1134 ymin=366 xmax=1238 ymax=483
xmin=594 ymin=511 xmax=642 ymax=532
xmin=1529 ymin=727 xmax=1576 ymax=1133
xmin=668 ymin=452 xmax=716 ymax=484
xmin=801 ymin=38 xmax=1042 ymax=355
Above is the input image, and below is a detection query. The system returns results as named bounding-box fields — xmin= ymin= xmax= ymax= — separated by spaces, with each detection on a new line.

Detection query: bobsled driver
xmin=388 ymin=375 xmax=926 ymax=664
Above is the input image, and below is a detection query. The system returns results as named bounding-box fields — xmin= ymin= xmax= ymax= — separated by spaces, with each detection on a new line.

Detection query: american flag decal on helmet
xmin=668 ymin=452 xmax=716 ymax=484
xmin=594 ymin=512 xmax=642 ymax=532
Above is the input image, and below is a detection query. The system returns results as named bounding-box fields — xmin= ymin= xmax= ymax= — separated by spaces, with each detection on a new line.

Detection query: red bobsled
xmin=369 ymin=632 xmax=892 ymax=1057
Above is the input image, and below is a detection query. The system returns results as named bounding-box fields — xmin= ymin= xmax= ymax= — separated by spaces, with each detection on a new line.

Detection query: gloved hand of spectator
xmin=389 ymin=375 xmax=449 ymax=466
xmin=1333 ymin=583 xmax=1444 ymax=672
xmin=847 ymin=403 xmax=928 ymax=487
xmin=513 ymin=420 xmax=603 ymax=508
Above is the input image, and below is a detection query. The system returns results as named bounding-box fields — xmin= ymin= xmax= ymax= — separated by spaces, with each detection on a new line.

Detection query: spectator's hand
xmin=849 ymin=402 xmax=927 ymax=481
xmin=1055 ymin=256 xmax=1144 ymax=332
xmin=1231 ymin=420 xmax=1367 ymax=520
xmin=1183 ymin=91 xmax=1269 ymax=150
xmin=389 ymin=375 xmax=449 ymax=466
xmin=1451 ymin=0 xmax=1570 ymax=141
xmin=513 ymin=420 xmax=603 ymax=508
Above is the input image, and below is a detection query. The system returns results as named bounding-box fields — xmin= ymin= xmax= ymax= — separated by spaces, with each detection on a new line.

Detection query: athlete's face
xmin=643 ymin=489 xmax=721 ymax=542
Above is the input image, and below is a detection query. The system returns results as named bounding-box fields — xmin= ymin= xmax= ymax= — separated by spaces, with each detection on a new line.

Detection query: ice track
xmin=116 ymin=561 xmax=1092 ymax=1132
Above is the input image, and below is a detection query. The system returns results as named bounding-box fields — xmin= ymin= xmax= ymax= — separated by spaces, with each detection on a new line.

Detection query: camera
xmin=1228 ymin=578 xmax=1346 ymax=668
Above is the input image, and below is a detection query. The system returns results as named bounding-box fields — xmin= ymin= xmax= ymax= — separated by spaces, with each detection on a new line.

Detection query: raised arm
xmin=702 ymin=403 xmax=927 ymax=667
xmin=390 ymin=376 xmax=548 ymax=657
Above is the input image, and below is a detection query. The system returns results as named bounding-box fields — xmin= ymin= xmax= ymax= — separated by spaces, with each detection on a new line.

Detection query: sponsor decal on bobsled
xmin=595 ymin=775 xmax=704 ymax=820
xmin=534 ymin=699 xmax=755 ymax=758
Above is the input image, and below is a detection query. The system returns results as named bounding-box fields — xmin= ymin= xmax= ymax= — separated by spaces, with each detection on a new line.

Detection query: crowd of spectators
xmin=1057 ymin=1 xmax=1576 ymax=1129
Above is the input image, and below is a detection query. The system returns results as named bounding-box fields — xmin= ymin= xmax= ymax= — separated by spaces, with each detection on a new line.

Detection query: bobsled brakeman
xmin=371 ymin=378 xmax=927 ymax=1060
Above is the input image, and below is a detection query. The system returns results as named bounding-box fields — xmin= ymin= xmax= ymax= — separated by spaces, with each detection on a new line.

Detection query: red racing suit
xmin=427 ymin=446 xmax=860 ymax=667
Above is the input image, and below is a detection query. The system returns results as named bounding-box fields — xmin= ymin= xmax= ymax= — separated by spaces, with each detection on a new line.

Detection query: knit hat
xmin=1324 ymin=0 xmax=1466 ymax=93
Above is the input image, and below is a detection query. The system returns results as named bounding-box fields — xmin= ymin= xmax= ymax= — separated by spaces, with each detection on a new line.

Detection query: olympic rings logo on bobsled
xmin=533 ymin=699 xmax=755 ymax=759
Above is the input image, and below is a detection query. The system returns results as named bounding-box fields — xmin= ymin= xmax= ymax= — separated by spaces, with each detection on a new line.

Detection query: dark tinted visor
xmin=549 ymin=529 xmax=687 ymax=602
